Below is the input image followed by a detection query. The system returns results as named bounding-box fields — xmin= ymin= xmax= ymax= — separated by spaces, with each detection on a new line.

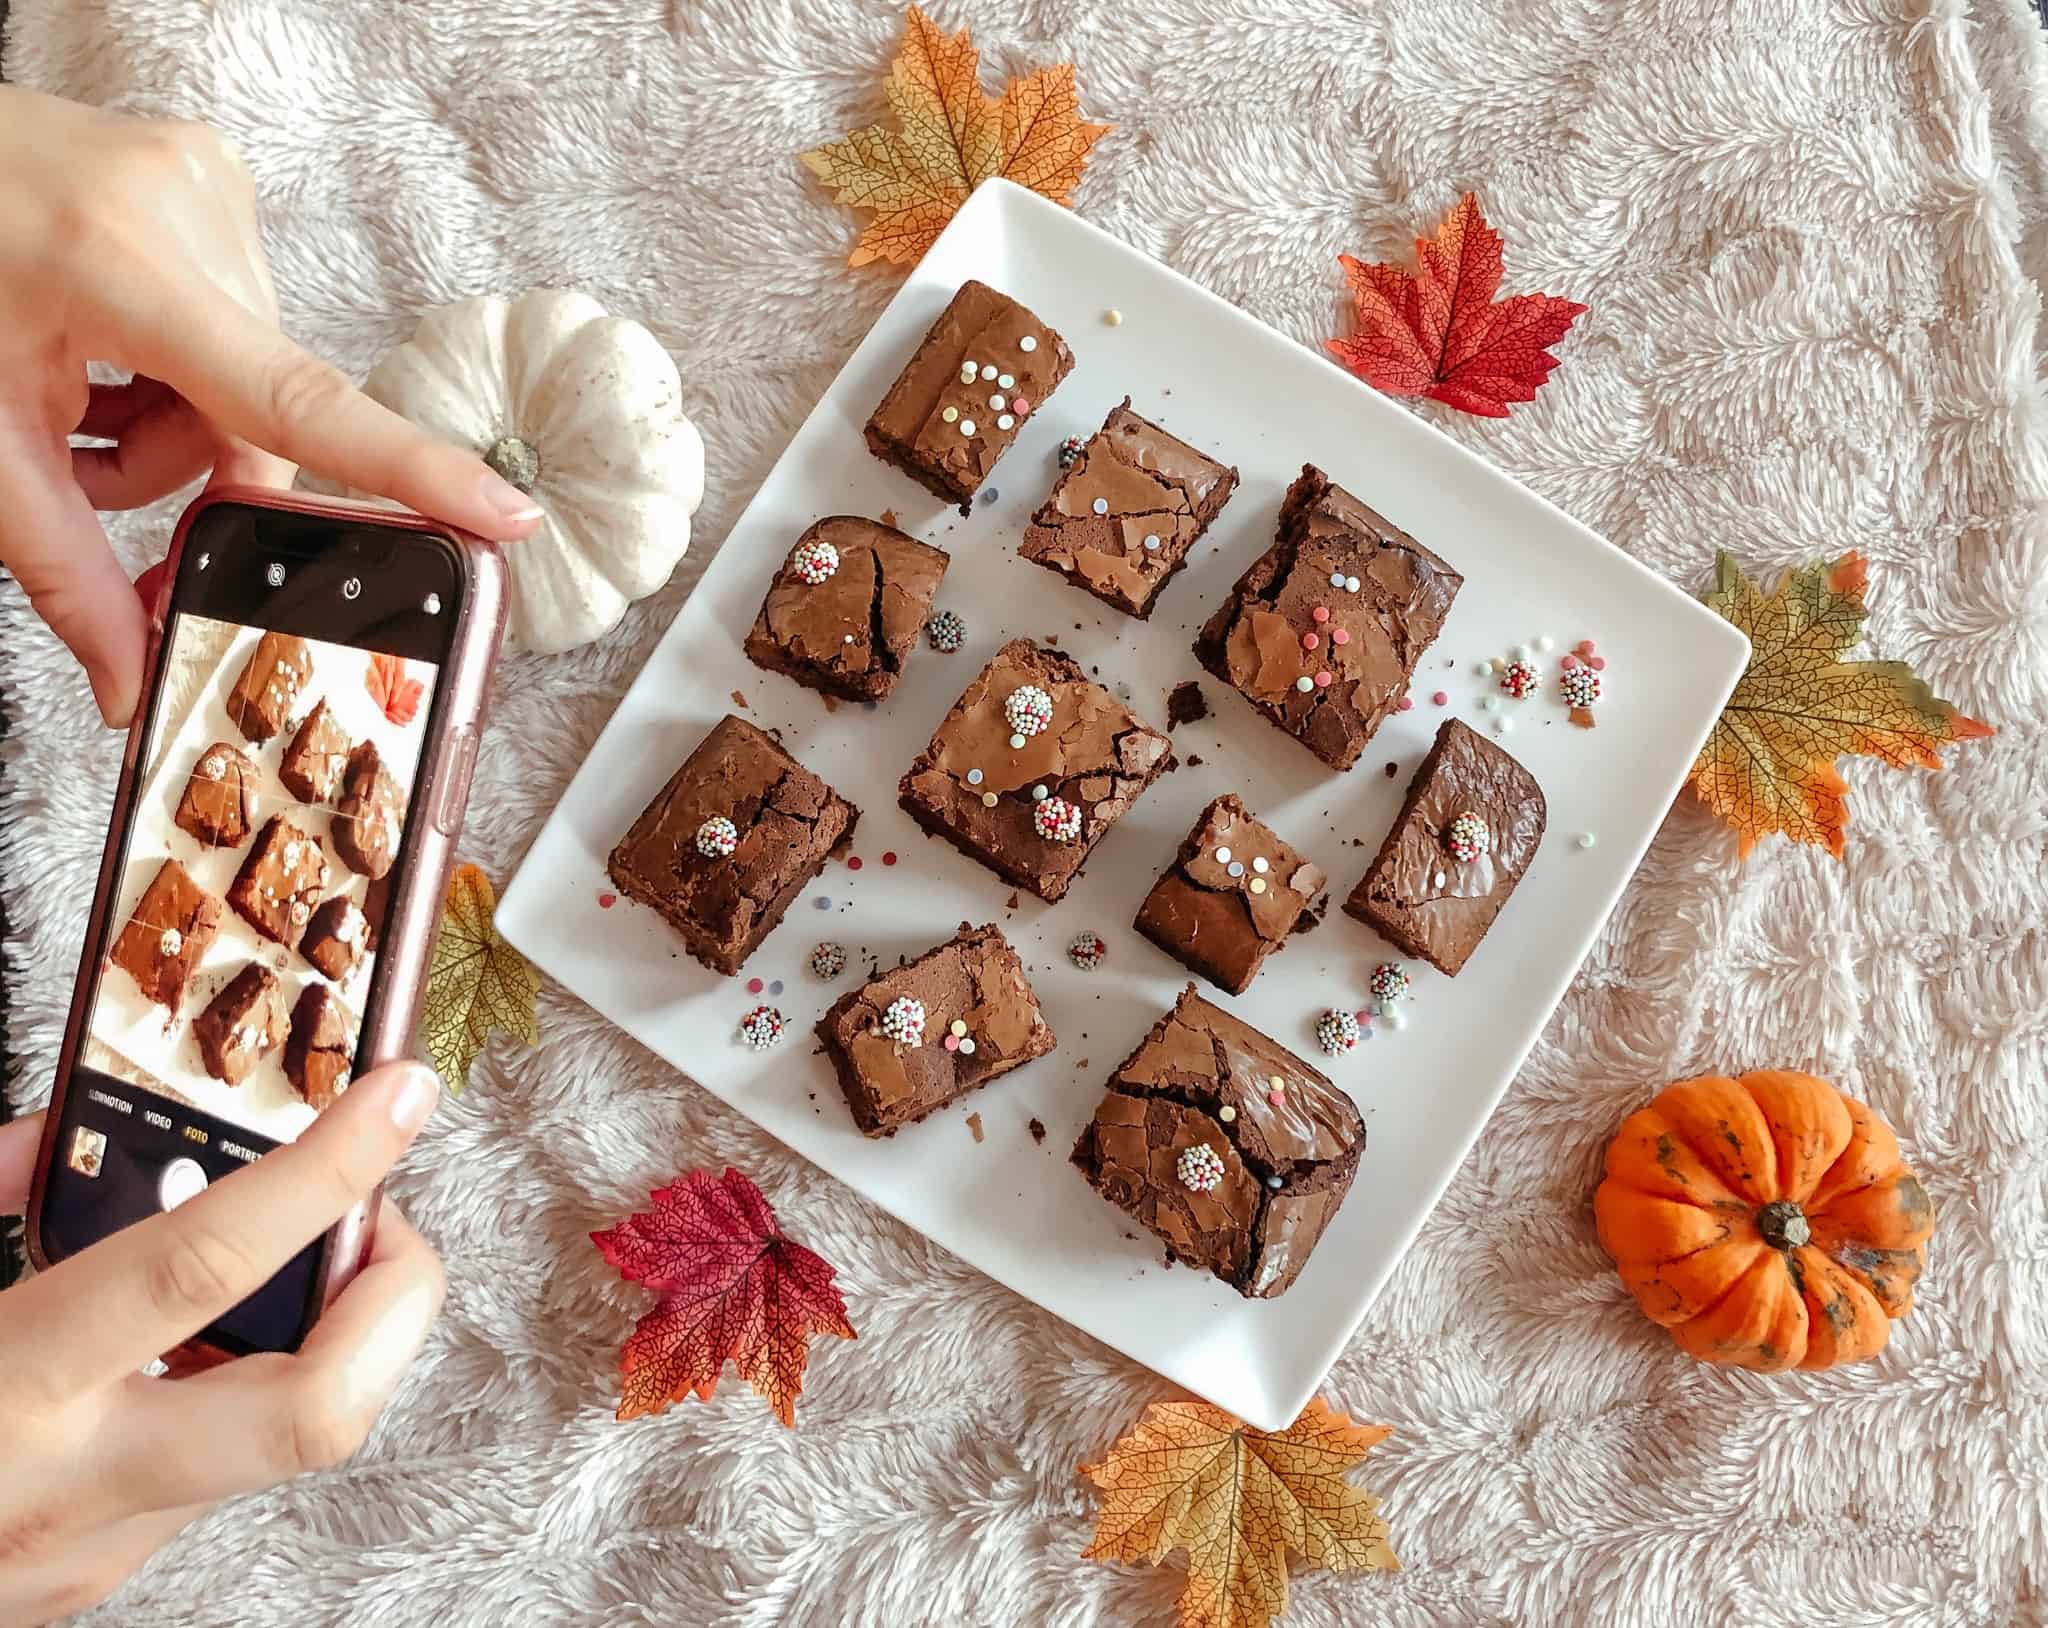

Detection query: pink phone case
xmin=26 ymin=487 xmax=507 ymax=1361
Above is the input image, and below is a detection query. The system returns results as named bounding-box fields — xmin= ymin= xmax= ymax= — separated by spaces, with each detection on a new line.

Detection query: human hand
xmin=0 ymin=1062 xmax=444 ymax=1627
xmin=0 ymin=88 xmax=543 ymax=728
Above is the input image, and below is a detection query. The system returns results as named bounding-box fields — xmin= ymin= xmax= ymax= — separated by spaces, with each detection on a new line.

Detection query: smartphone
xmin=27 ymin=488 xmax=505 ymax=1358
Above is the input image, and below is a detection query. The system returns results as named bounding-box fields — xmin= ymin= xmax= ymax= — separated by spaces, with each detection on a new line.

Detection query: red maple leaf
xmin=1327 ymin=193 xmax=1587 ymax=418
xmin=590 ymin=1168 xmax=856 ymax=1426
xmin=365 ymin=651 xmax=424 ymax=727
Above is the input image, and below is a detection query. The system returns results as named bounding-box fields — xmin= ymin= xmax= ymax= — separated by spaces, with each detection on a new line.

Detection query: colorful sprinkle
xmin=1219 ymin=1104 xmax=1238 ymax=1123
xmin=981 ymin=792 xmax=998 ymax=807
xmin=959 ymin=1038 xmax=976 ymax=1056
xmin=695 ymin=816 xmax=739 ymax=859
xmin=597 ymin=892 xmax=616 ymax=909
xmin=1249 ymin=878 xmax=1267 ymax=894
xmin=1142 ymin=534 xmax=1161 ymax=551
xmin=746 ymin=977 xmax=763 ymax=995
xmin=1092 ymin=497 xmax=1110 ymax=516
xmin=959 ymin=419 xmax=977 ymax=437
xmin=928 ymin=608 xmax=968 ymax=653
xmin=813 ymin=896 xmax=833 ymax=911
xmin=1032 ymin=784 xmax=1050 ymax=802
xmin=1020 ymin=334 xmax=1039 ymax=351
xmin=1012 ymin=396 xmax=1031 ymax=414
xmin=981 ymin=364 xmax=998 ymax=381
xmin=738 ymin=1005 xmax=786 ymax=1050
xmin=942 ymin=405 xmax=959 ymax=424
xmin=1499 ymin=660 xmax=1540 ymax=699
xmin=966 ymin=768 xmax=984 ymax=785
xmin=1312 ymin=605 xmax=1331 ymax=624
xmin=1368 ymin=961 xmax=1411 ymax=1003
xmin=769 ymin=980 xmax=784 ymax=996
xmin=1005 ymin=685 xmax=1055 ymax=739
xmin=1266 ymin=1175 xmax=1284 ymax=1190
xmin=1432 ymin=690 xmax=1449 ymax=706
xmin=1302 ymin=632 xmax=1320 ymax=651
xmin=1034 ymin=796 xmax=1082 ymax=843
xmin=790 ymin=537 xmax=839 ymax=584
xmin=1330 ymin=572 xmax=1346 ymax=589
xmin=1316 ymin=1008 xmax=1363 ymax=1055
xmin=1068 ymin=931 xmax=1107 ymax=970
xmin=989 ymin=393 xmax=1006 ymax=411
xmin=1177 ymin=1143 xmax=1225 ymax=1192
xmin=1345 ymin=576 xmax=1361 ymax=593
xmin=1446 ymin=812 xmax=1491 ymax=863
xmin=881 ymin=996 xmax=926 ymax=1047
xmin=1560 ymin=665 xmax=1602 ymax=709
xmin=959 ymin=362 xmax=978 ymax=383
xmin=1397 ymin=695 xmax=1413 ymax=711
xmin=1103 ymin=309 xmax=1124 ymax=326
xmin=882 ymin=851 xmax=898 ymax=866
xmin=1058 ymin=435 xmax=1084 ymax=468
xmin=1227 ymin=861 xmax=1245 ymax=877
xmin=810 ymin=942 xmax=847 ymax=979
xmin=1473 ymin=661 xmax=1493 ymax=677
xmin=1314 ymin=671 xmax=1334 ymax=688
xmin=1332 ymin=628 xmax=1350 ymax=646
xmin=847 ymin=855 xmax=863 ymax=871
xmin=943 ymin=1033 xmax=958 ymax=1052
xmin=1295 ymin=676 xmax=1314 ymax=693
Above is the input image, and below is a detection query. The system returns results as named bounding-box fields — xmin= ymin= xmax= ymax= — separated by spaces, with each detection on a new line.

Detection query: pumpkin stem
xmin=1756 ymin=1200 xmax=1811 ymax=1250
xmin=483 ymin=435 xmax=540 ymax=494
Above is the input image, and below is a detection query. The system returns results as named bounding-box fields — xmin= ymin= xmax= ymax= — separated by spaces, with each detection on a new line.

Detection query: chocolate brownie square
xmin=224 ymin=632 xmax=313 ymax=744
xmin=743 ymin=516 xmax=950 ymax=702
xmin=285 ymin=983 xmax=354 ymax=1109
xmin=1020 ymin=398 xmax=1239 ymax=618
xmin=1133 ymin=795 xmax=1327 ymax=995
xmin=1195 ymin=465 xmax=1462 ymax=771
xmin=864 ymin=280 xmax=1074 ymax=513
xmin=173 ymin=742 xmax=261 ymax=849
xmin=815 ymin=924 xmax=1055 ymax=1137
xmin=1071 ymin=984 xmax=1365 ymax=1299
xmin=1344 ymin=718 xmax=1545 ymax=975
xmin=299 ymin=894 xmax=369 ymax=981
xmin=194 ymin=963 xmax=290 ymax=1086
xmin=227 ymin=815 xmax=329 ymax=946
xmin=360 ymin=873 xmax=391 ymax=954
xmin=332 ymin=742 xmax=402 ymax=880
xmin=279 ymin=699 xmax=351 ymax=804
xmin=109 ymin=858 xmax=222 ymax=1012
xmin=607 ymin=714 xmax=858 ymax=976
xmin=898 ymin=639 xmax=1171 ymax=903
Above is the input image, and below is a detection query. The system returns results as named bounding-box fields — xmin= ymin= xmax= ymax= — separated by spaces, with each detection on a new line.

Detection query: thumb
xmin=0 ymin=413 xmax=150 ymax=726
xmin=121 ymin=281 xmax=544 ymax=542
xmin=0 ymin=1112 xmax=46 ymax=1214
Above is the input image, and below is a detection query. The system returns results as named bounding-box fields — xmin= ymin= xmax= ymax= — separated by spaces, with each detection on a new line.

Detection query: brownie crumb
xmin=1385 ymin=761 xmax=1399 ymax=778
xmin=1006 ymin=892 xmax=1020 ymax=910
xmin=966 ymin=1112 xmax=985 ymax=1144
xmin=1166 ymin=681 xmax=1208 ymax=730
xmin=1045 ymin=633 xmax=1059 ymax=645
xmin=880 ymin=508 xmax=898 ymax=528
xmin=1028 ymin=1118 xmax=1047 ymax=1144
xmin=730 ymin=689 xmax=749 ymax=709
xmin=1186 ymin=753 xmax=1205 ymax=767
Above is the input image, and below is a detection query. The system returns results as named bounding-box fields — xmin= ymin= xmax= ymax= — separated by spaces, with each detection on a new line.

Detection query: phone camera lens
xmin=342 ymin=576 xmax=362 ymax=601
xmin=265 ymin=561 xmax=286 ymax=588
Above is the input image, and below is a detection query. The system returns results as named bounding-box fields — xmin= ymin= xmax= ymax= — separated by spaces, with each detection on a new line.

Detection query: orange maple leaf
xmin=799 ymin=5 xmax=1112 ymax=267
xmin=1080 ymin=1397 xmax=1398 ymax=1628
xmin=591 ymin=1169 xmax=855 ymax=1427
xmin=365 ymin=651 xmax=424 ymax=727
xmin=1690 ymin=550 xmax=1993 ymax=859
xmin=1327 ymin=192 xmax=1586 ymax=418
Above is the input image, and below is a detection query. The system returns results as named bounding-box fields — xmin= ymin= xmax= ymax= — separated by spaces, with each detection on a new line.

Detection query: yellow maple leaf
xmin=1689 ymin=551 xmax=1993 ymax=859
xmin=799 ymin=5 xmax=1111 ymax=267
xmin=418 ymin=864 xmax=539 ymax=1090
xmin=1079 ymin=1397 xmax=1398 ymax=1628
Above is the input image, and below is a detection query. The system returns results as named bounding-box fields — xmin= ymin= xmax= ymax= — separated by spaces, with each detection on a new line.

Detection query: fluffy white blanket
xmin=6 ymin=1 xmax=2047 ymax=1622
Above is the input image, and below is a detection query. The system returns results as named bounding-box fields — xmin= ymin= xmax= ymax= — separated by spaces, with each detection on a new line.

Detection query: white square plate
xmin=499 ymin=178 xmax=1748 ymax=1431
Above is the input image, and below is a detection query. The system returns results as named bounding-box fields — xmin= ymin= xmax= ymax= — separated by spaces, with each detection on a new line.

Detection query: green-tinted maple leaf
xmin=1689 ymin=551 xmax=1993 ymax=859
xmin=418 ymin=864 xmax=538 ymax=1089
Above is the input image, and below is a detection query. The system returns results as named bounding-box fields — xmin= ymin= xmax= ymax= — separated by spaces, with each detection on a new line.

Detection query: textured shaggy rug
xmin=6 ymin=1 xmax=2048 ymax=1623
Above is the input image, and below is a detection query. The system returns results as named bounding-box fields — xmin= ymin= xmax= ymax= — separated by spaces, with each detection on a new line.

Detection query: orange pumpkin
xmin=1594 ymin=1070 xmax=1934 ymax=1371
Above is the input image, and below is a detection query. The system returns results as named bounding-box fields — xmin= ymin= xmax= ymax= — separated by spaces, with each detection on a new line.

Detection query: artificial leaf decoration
xmin=1080 ymin=1397 xmax=1398 ymax=1628
xmin=1327 ymin=193 xmax=1586 ymax=418
xmin=418 ymin=864 xmax=538 ymax=1089
xmin=1689 ymin=551 xmax=1993 ymax=859
xmin=799 ymin=5 xmax=1111 ymax=267
xmin=365 ymin=651 xmax=425 ymax=727
xmin=591 ymin=1168 xmax=856 ymax=1426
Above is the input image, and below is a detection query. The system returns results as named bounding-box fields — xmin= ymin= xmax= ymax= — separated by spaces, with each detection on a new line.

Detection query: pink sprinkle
xmin=943 ymin=1033 xmax=960 ymax=1052
xmin=1302 ymin=632 xmax=1320 ymax=651
xmin=882 ymin=851 xmax=898 ymax=866
xmin=1331 ymin=628 xmax=1350 ymax=646
xmin=847 ymin=855 xmax=864 ymax=871
xmin=1397 ymin=696 xmax=1413 ymax=712
xmin=1314 ymin=670 xmax=1333 ymax=688
xmin=1267 ymin=1088 xmax=1286 ymax=1105
xmin=597 ymin=892 xmax=616 ymax=909
xmin=1311 ymin=606 xmax=1331 ymax=624
xmin=1431 ymin=690 xmax=1448 ymax=706
xmin=1012 ymin=396 xmax=1031 ymax=414
xmin=1589 ymin=656 xmax=1607 ymax=671
xmin=1561 ymin=654 xmax=1580 ymax=670
xmin=746 ymin=977 xmax=764 ymax=994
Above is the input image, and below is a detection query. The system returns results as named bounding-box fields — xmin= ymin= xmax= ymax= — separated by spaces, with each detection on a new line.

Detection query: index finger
xmin=9 ymin=1061 xmax=437 ymax=1399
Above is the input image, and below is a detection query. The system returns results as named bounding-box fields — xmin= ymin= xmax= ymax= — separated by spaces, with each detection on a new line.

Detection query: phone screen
xmin=40 ymin=502 xmax=463 ymax=1352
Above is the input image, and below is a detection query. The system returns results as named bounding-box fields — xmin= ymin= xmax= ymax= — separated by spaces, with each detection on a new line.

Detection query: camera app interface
xmin=83 ymin=613 xmax=439 ymax=1146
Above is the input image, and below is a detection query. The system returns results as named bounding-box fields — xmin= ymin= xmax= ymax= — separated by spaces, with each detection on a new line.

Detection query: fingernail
xmin=389 ymin=1064 xmax=440 ymax=1132
xmin=478 ymin=470 xmax=545 ymax=525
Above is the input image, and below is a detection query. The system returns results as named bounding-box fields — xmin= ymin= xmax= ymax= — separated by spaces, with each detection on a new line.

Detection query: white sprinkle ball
xmin=981 ymin=792 xmax=997 ymax=807
xmin=959 ymin=362 xmax=977 ymax=383
xmin=1473 ymin=661 xmax=1492 ymax=677
xmin=1385 ymin=1007 xmax=1409 ymax=1031
xmin=1295 ymin=676 xmax=1314 ymax=692
xmin=1032 ymin=785 xmax=1049 ymax=801
xmin=959 ymin=419 xmax=976 ymax=437
xmin=958 ymin=1038 xmax=976 ymax=1056
xmin=942 ymin=405 xmax=959 ymax=423
xmin=1104 ymin=309 xmax=1123 ymax=325
xmin=1484 ymin=696 xmax=1503 ymax=714
xmin=998 ymin=373 xmax=1015 ymax=389
xmin=1577 ymin=832 xmax=1597 ymax=849
xmin=966 ymin=768 xmax=984 ymax=785
xmin=1495 ymin=716 xmax=1516 ymax=735
xmin=1143 ymin=534 xmax=1160 ymax=551
xmin=1092 ymin=497 xmax=1109 ymax=515
xmin=1019 ymin=334 xmax=1038 ymax=352
xmin=1009 ymin=733 xmax=1026 ymax=750
xmin=1345 ymin=576 xmax=1361 ymax=592
xmin=1512 ymin=643 xmax=1532 ymax=661
xmin=1329 ymin=572 xmax=1345 ymax=589
xmin=1215 ymin=847 xmax=1232 ymax=863
xmin=997 ymin=414 xmax=1014 ymax=430
xmin=989 ymin=394 xmax=1006 ymax=411
xmin=1537 ymin=635 xmax=1556 ymax=652
xmin=981 ymin=364 xmax=998 ymax=380
xmin=1434 ymin=870 xmax=1447 ymax=887
xmin=1252 ymin=857 xmax=1268 ymax=874
xmin=1227 ymin=861 xmax=1245 ymax=878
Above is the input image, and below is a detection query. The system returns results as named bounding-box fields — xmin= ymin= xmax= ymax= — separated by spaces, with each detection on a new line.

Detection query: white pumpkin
xmin=301 ymin=289 xmax=705 ymax=653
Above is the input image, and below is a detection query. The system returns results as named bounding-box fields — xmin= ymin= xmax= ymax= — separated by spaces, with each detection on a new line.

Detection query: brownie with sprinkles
xmin=227 ymin=814 xmax=330 ymax=947
xmin=279 ymin=699 xmax=352 ymax=804
xmin=1344 ymin=717 xmax=1545 ymax=976
xmin=1019 ymin=398 xmax=1238 ymax=619
xmin=897 ymin=638 xmax=1172 ymax=903
xmin=194 ymin=963 xmax=290 ymax=1086
xmin=224 ymin=631 xmax=314 ymax=744
xmin=607 ymin=714 xmax=858 ymax=975
xmin=332 ymin=741 xmax=403 ymax=881
xmin=815 ymin=923 xmax=1055 ymax=1137
xmin=864 ymin=280 xmax=1074 ymax=514
xmin=174 ymin=741 xmax=262 ymax=849
xmin=285 ymin=983 xmax=355 ymax=1110
xmin=1194 ymin=464 xmax=1462 ymax=771
xmin=744 ymin=516 xmax=950 ymax=702
xmin=1133 ymin=795 xmax=1327 ymax=995
xmin=1071 ymin=984 xmax=1365 ymax=1299
xmin=299 ymin=893 xmax=370 ymax=982
xmin=109 ymin=858 xmax=222 ymax=1013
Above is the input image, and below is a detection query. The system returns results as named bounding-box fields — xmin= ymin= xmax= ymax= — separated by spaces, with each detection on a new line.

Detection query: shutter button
xmin=158 ymin=1158 xmax=208 ymax=1211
